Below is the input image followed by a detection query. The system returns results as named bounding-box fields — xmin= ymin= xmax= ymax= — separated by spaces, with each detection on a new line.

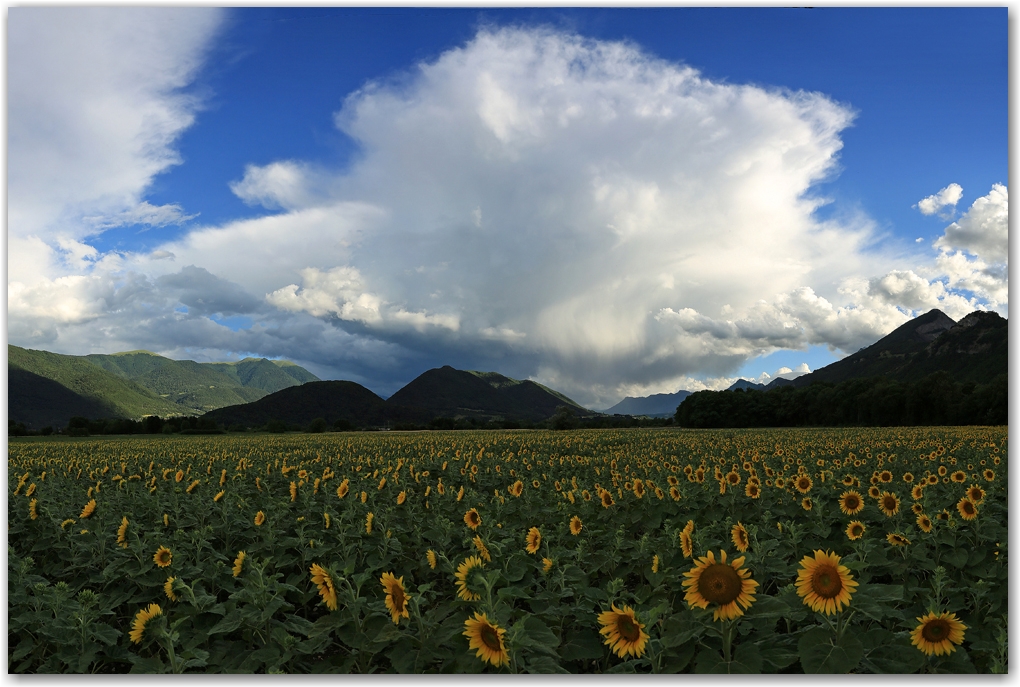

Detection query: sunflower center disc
xmin=480 ymin=625 xmax=501 ymax=652
xmin=618 ymin=615 xmax=640 ymax=642
xmin=392 ymin=587 xmax=404 ymax=610
xmin=922 ymin=620 xmax=948 ymax=642
xmin=811 ymin=565 xmax=842 ymax=598
xmin=699 ymin=564 xmax=741 ymax=605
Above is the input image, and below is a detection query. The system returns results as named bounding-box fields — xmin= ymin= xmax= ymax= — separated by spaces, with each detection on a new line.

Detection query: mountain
xmin=779 ymin=309 xmax=1005 ymax=388
xmin=9 ymin=345 xmax=183 ymax=428
xmin=8 ymin=345 xmax=321 ymax=426
xmin=727 ymin=379 xmax=767 ymax=391
xmin=203 ymin=365 xmax=594 ymax=429
xmin=386 ymin=366 xmax=593 ymax=422
xmin=202 ymin=381 xmax=396 ymax=428
xmin=675 ymin=309 xmax=1007 ymax=428
xmin=603 ymin=390 xmax=692 ymax=417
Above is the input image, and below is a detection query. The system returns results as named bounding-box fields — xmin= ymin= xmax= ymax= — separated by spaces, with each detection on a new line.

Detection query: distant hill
xmin=387 ymin=366 xmax=593 ymax=422
xmin=780 ymin=309 xmax=1005 ymax=388
xmin=8 ymin=345 xmax=320 ymax=427
xmin=203 ymin=365 xmax=594 ymax=429
xmin=603 ymin=390 xmax=692 ymax=417
xmin=9 ymin=345 xmax=182 ymax=428
xmin=727 ymin=379 xmax=767 ymax=392
xmin=202 ymin=380 xmax=398 ymax=428
xmin=676 ymin=309 xmax=1007 ymax=428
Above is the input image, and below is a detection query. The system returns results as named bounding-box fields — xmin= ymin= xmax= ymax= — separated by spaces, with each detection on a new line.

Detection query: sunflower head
xmin=682 ymin=549 xmax=758 ymax=621
xmin=525 ymin=527 xmax=542 ymax=554
xmin=455 ymin=555 xmax=485 ymax=601
xmin=916 ymin=514 xmax=933 ymax=533
xmin=542 ymin=557 xmax=554 ymax=574
xmin=309 ymin=563 xmax=338 ymax=611
xmin=839 ymin=490 xmax=864 ymax=516
xmin=232 ymin=551 xmax=246 ymax=577
xmin=878 ymin=491 xmax=900 ymax=517
xmin=128 ymin=603 xmax=163 ymax=644
xmin=845 ymin=520 xmax=865 ymax=541
xmin=569 ymin=515 xmax=584 ymax=536
xmin=911 ymin=611 xmax=967 ymax=656
xmin=598 ymin=604 xmax=650 ymax=659
xmin=966 ymin=484 xmax=985 ymax=503
xmin=956 ymin=497 xmax=978 ymax=521
xmin=731 ymin=523 xmax=749 ymax=553
xmin=795 ymin=550 xmax=858 ymax=615
xmin=600 ymin=490 xmax=614 ymax=508
xmin=795 ymin=475 xmax=813 ymax=493
xmin=464 ymin=508 xmax=482 ymax=530
xmin=801 ymin=497 xmax=813 ymax=511
xmin=164 ymin=577 xmax=178 ymax=602
xmin=463 ymin=612 xmax=509 ymax=667
xmin=381 ymin=572 xmax=410 ymax=625
xmin=886 ymin=532 xmax=911 ymax=547
xmin=427 ymin=549 xmax=438 ymax=570
xmin=911 ymin=484 xmax=925 ymax=500
xmin=153 ymin=545 xmax=173 ymax=568
xmin=254 ymin=510 xmax=266 ymax=526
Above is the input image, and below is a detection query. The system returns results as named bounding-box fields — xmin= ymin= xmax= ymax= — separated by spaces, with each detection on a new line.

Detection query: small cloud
xmin=915 ymin=237 xmax=924 ymax=243
xmin=149 ymin=249 xmax=175 ymax=260
xmin=86 ymin=201 xmax=198 ymax=230
xmin=915 ymin=183 xmax=962 ymax=217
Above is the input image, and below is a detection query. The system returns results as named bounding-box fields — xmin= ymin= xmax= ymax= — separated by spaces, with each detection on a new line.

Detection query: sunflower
xmin=682 ymin=550 xmax=758 ymax=621
xmin=600 ymin=490 xmax=614 ymax=508
xmin=842 ymin=474 xmax=856 ymax=486
xmin=582 ymin=489 xmax=592 ymax=501
xmin=845 ymin=521 xmax=866 ymax=541
xmin=464 ymin=508 xmax=482 ymax=530
xmin=966 ymin=484 xmax=985 ymax=504
xmin=911 ymin=503 xmax=924 ymax=516
xmin=310 ymin=563 xmax=338 ymax=611
xmin=910 ymin=611 xmax=967 ymax=656
xmin=396 ymin=490 xmax=407 ymax=505
xmin=153 ymin=546 xmax=173 ymax=568
xmin=60 ymin=518 xmax=75 ymax=530
xmin=426 ymin=549 xmax=438 ymax=570
xmin=569 ymin=515 xmax=583 ymax=536
xmin=473 ymin=535 xmax=492 ymax=562
xmin=731 ymin=522 xmax=749 ymax=553
xmin=632 ymin=479 xmax=645 ymax=498
xmin=651 ymin=555 xmax=660 ymax=574
xmin=950 ymin=470 xmax=966 ymax=484
xmin=526 ymin=527 xmax=542 ymax=554
xmin=175 ymin=469 xmax=184 ymax=483
xmin=839 ymin=490 xmax=864 ymax=516
xmin=128 ymin=603 xmax=163 ymax=644
xmin=801 ymin=497 xmax=813 ymax=511
xmin=916 ymin=514 xmax=933 ymax=533
xmin=879 ymin=470 xmax=893 ymax=483
xmin=164 ymin=576 xmax=178 ymax=602
xmin=983 ymin=469 xmax=996 ymax=482
xmin=455 ymin=555 xmax=485 ymax=601
xmin=598 ymin=604 xmax=650 ymax=659
xmin=289 ymin=481 xmax=298 ymax=501
xmin=254 ymin=511 xmax=266 ymax=526
xmin=725 ymin=471 xmax=741 ymax=486
xmin=927 ymin=474 xmax=939 ymax=486
xmin=380 ymin=572 xmax=410 ymax=625
xmin=956 ymin=497 xmax=978 ymax=521
xmin=886 ymin=533 xmax=911 ymax=547
xmin=509 ymin=480 xmax=524 ymax=497
xmin=28 ymin=499 xmax=38 ymax=520
xmin=911 ymin=485 xmax=925 ymax=500
xmin=867 ymin=485 xmax=881 ymax=499
xmin=116 ymin=516 xmax=129 ymax=548
xmin=794 ymin=475 xmax=813 ymax=494
xmin=878 ymin=491 xmax=900 ymax=517
xmin=774 ymin=477 xmax=785 ymax=489
xmin=795 ymin=550 xmax=857 ymax=615
xmin=463 ymin=612 xmax=510 ymax=667
xmin=531 ymin=479 xmax=541 ymax=489
xmin=186 ymin=480 xmax=200 ymax=494
xmin=232 ymin=551 xmax=246 ymax=577
xmin=680 ymin=529 xmax=694 ymax=558
xmin=366 ymin=512 xmax=374 ymax=534
xmin=163 ymin=513 xmax=169 ymax=527
xmin=80 ymin=499 xmax=97 ymax=519
xmin=542 ymin=557 xmax=554 ymax=574
xmin=337 ymin=480 xmax=350 ymax=498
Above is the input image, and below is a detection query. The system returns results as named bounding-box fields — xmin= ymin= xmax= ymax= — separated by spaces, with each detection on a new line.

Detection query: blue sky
xmin=8 ymin=7 xmax=1008 ymax=407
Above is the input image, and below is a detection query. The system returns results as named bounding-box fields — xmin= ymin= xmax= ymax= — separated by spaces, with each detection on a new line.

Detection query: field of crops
xmin=8 ymin=426 xmax=1007 ymax=673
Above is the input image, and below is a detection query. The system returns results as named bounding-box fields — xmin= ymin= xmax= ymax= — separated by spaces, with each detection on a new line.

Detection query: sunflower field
xmin=8 ymin=426 xmax=1007 ymax=673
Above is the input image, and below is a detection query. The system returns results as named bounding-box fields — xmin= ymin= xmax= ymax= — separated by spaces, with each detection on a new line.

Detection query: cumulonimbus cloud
xmin=7 ymin=23 xmax=1008 ymax=406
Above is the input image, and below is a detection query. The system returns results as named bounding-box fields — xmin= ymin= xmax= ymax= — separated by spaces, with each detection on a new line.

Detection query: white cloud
xmin=934 ymin=183 xmax=1008 ymax=262
xmin=7 ymin=24 xmax=1008 ymax=408
xmin=915 ymin=182 xmax=963 ymax=216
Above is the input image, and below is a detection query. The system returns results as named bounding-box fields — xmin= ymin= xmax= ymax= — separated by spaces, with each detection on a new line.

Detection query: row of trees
xmin=675 ymin=371 xmax=1007 ymax=428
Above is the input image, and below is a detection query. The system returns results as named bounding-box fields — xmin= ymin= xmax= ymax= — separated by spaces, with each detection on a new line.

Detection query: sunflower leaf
xmin=797 ymin=627 xmax=863 ymax=673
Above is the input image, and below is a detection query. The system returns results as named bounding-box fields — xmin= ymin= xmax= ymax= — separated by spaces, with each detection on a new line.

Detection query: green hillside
xmin=203 ymin=381 xmax=397 ymax=428
xmin=9 ymin=345 xmax=182 ymax=426
xmin=205 ymin=358 xmax=313 ymax=394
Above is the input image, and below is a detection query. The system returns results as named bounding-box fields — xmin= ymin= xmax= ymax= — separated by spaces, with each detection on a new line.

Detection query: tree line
xmin=675 ymin=371 xmax=1007 ymax=429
